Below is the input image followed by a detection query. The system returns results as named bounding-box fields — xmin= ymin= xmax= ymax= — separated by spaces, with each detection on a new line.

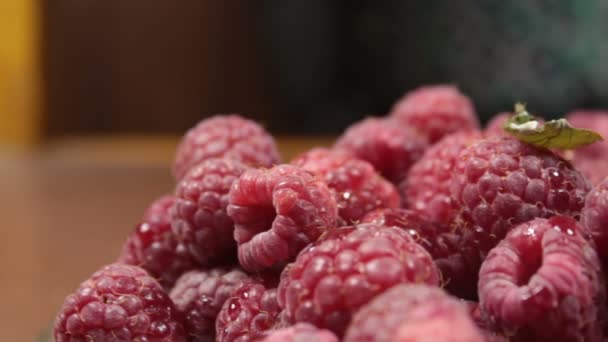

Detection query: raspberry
xmin=292 ymin=148 xmax=400 ymax=224
xmin=582 ymin=177 xmax=608 ymax=261
xmin=215 ymin=282 xmax=280 ymax=342
xmin=361 ymin=208 xmax=478 ymax=298
xmin=227 ymin=164 xmax=338 ymax=272
xmin=334 ymin=117 xmax=429 ymax=183
xmin=277 ymin=223 xmax=440 ymax=336
xmin=402 ymin=131 xmax=482 ymax=224
xmin=390 ymin=85 xmax=479 ymax=143
xmin=260 ymin=323 xmax=338 ymax=342
xmin=343 ymin=284 xmax=484 ymax=342
xmin=566 ymin=111 xmax=608 ymax=185
xmin=169 ymin=268 xmax=250 ymax=341
xmin=173 ymin=115 xmax=281 ymax=180
xmin=54 ymin=264 xmax=186 ymax=342
xmin=483 ymin=112 xmax=512 ymax=137
xmin=478 ymin=216 xmax=605 ymax=341
xmin=450 ymin=136 xmax=590 ymax=296
xmin=118 ymin=195 xmax=196 ymax=288
xmin=172 ymin=158 xmax=249 ymax=266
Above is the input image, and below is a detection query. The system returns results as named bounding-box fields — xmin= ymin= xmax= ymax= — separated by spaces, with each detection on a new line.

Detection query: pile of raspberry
xmin=54 ymin=86 xmax=608 ymax=342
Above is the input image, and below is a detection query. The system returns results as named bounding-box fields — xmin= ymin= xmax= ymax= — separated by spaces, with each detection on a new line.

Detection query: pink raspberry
xmin=582 ymin=177 xmax=608 ymax=262
xmin=118 ymin=195 xmax=196 ymax=288
xmin=227 ymin=164 xmax=338 ymax=272
xmin=172 ymin=158 xmax=249 ymax=266
xmin=169 ymin=268 xmax=250 ymax=341
xmin=483 ymin=112 xmax=512 ymax=137
xmin=402 ymin=131 xmax=482 ymax=224
xmin=361 ymin=208 xmax=478 ymax=298
xmin=54 ymin=264 xmax=186 ymax=342
xmin=478 ymin=216 xmax=605 ymax=341
xmin=334 ymin=117 xmax=429 ymax=183
xmin=292 ymin=148 xmax=400 ymax=224
xmin=450 ymin=136 xmax=590 ymax=296
xmin=173 ymin=115 xmax=281 ymax=180
xmin=390 ymin=85 xmax=479 ymax=143
xmin=215 ymin=282 xmax=280 ymax=342
xmin=260 ymin=323 xmax=338 ymax=342
xmin=566 ymin=111 xmax=608 ymax=185
xmin=344 ymin=284 xmax=484 ymax=342
xmin=277 ymin=223 xmax=440 ymax=336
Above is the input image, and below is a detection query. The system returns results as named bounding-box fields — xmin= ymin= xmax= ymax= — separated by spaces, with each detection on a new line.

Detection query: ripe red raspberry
xmin=450 ymin=136 xmax=590 ymax=295
xmin=478 ymin=216 xmax=605 ymax=341
xmin=566 ymin=111 xmax=608 ymax=185
xmin=277 ymin=223 xmax=440 ymax=336
xmin=361 ymin=208 xmax=479 ymax=298
xmin=582 ymin=177 xmax=608 ymax=262
xmin=402 ymin=131 xmax=482 ymax=224
xmin=260 ymin=323 xmax=338 ymax=342
xmin=344 ymin=284 xmax=484 ymax=342
xmin=483 ymin=112 xmax=512 ymax=137
xmin=118 ymin=195 xmax=196 ymax=288
xmin=54 ymin=264 xmax=186 ymax=342
xmin=172 ymin=158 xmax=249 ymax=266
xmin=292 ymin=148 xmax=400 ymax=224
xmin=390 ymin=85 xmax=479 ymax=143
xmin=334 ymin=117 xmax=429 ymax=183
xmin=227 ymin=164 xmax=338 ymax=272
xmin=169 ymin=267 xmax=250 ymax=341
xmin=173 ymin=115 xmax=281 ymax=180
xmin=216 ymin=282 xmax=280 ymax=342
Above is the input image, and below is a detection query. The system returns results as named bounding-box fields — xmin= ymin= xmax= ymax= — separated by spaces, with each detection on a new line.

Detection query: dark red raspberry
xmin=484 ymin=112 xmax=512 ymax=137
xmin=344 ymin=284 xmax=484 ymax=342
xmin=450 ymin=136 xmax=590 ymax=296
xmin=478 ymin=216 xmax=605 ymax=341
xmin=227 ymin=164 xmax=338 ymax=272
xmin=390 ymin=85 xmax=479 ymax=143
xmin=119 ymin=195 xmax=196 ymax=288
xmin=361 ymin=208 xmax=479 ymax=298
xmin=277 ymin=223 xmax=440 ymax=336
xmin=402 ymin=131 xmax=482 ymax=224
xmin=54 ymin=263 xmax=186 ymax=342
xmin=566 ymin=111 xmax=608 ymax=185
xmin=216 ymin=282 xmax=280 ymax=342
xmin=292 ymin=148 xmax=400 ymax=224
xmin=169 ymin=267 xmax=250 ymax=341
xmin=260 ymin=323 xmax=338 ymax=342
xmin=334 ymin=117 xmax=429 ymax=183
xmin=173 ymin=114 xmax=280 ymax=180
xmin=172 ymin=158 xmax=248 ymax=266
xmin=582 ymin=177 xmax=608 ymax=262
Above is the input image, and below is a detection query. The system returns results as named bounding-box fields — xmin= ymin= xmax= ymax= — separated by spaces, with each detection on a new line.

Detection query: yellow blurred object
xmin=0 ymin=0 xmax=40 ymax=149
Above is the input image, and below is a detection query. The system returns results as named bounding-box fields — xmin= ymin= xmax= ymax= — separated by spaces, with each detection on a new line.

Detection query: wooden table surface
xmin=0 ymin=136 xmax=332 ymax=342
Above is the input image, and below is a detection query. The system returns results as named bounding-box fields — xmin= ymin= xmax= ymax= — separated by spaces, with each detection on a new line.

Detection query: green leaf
xmin=504 ymin=103 xmax=603 ymax=149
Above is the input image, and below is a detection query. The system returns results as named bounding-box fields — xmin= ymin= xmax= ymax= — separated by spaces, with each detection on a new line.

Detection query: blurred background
xmin=2 ymin=1 xmax=608 ymax=340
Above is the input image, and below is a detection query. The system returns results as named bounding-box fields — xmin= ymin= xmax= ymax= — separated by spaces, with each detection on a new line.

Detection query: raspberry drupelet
xmin=215 ymin=281 xmax=281 ymax=342
xmin=292 ymin=148 xmax=400 ymax=224
xmin=449 ymin=136 xmax=590 ymax=296
xmin=169 ymin=267 xmax=250 ymax=341
xmin=118 ymin=195 xmax=196 ymax=288
xmin=172 ymin=114 xmax=280 ymax=180
xmin=171 ymin=158 xmax=249 ymax=267
xmin=277 ymin=223 xmax=440 ymax=336
xmin=227 ymin=164 xmax=338 ymax=272
xmin=260 ymin=323 xmax=338 ymax=342
xmin=343 ymin=284 xmax=484 ymax=342
xmin=478 ymin=216 xmax=606 ymax=341
xmin=334 ymin=117 xmax=429 ymax=184
xmin=54 ymin=264 xmax=186 ymax=342
xmin=402 ymin=131 xmax=482 ymax=224
xmin=581 ymin=177 xmax=608 ymax=263
xmin=390 ymin=84 xmax=479 ymax=143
